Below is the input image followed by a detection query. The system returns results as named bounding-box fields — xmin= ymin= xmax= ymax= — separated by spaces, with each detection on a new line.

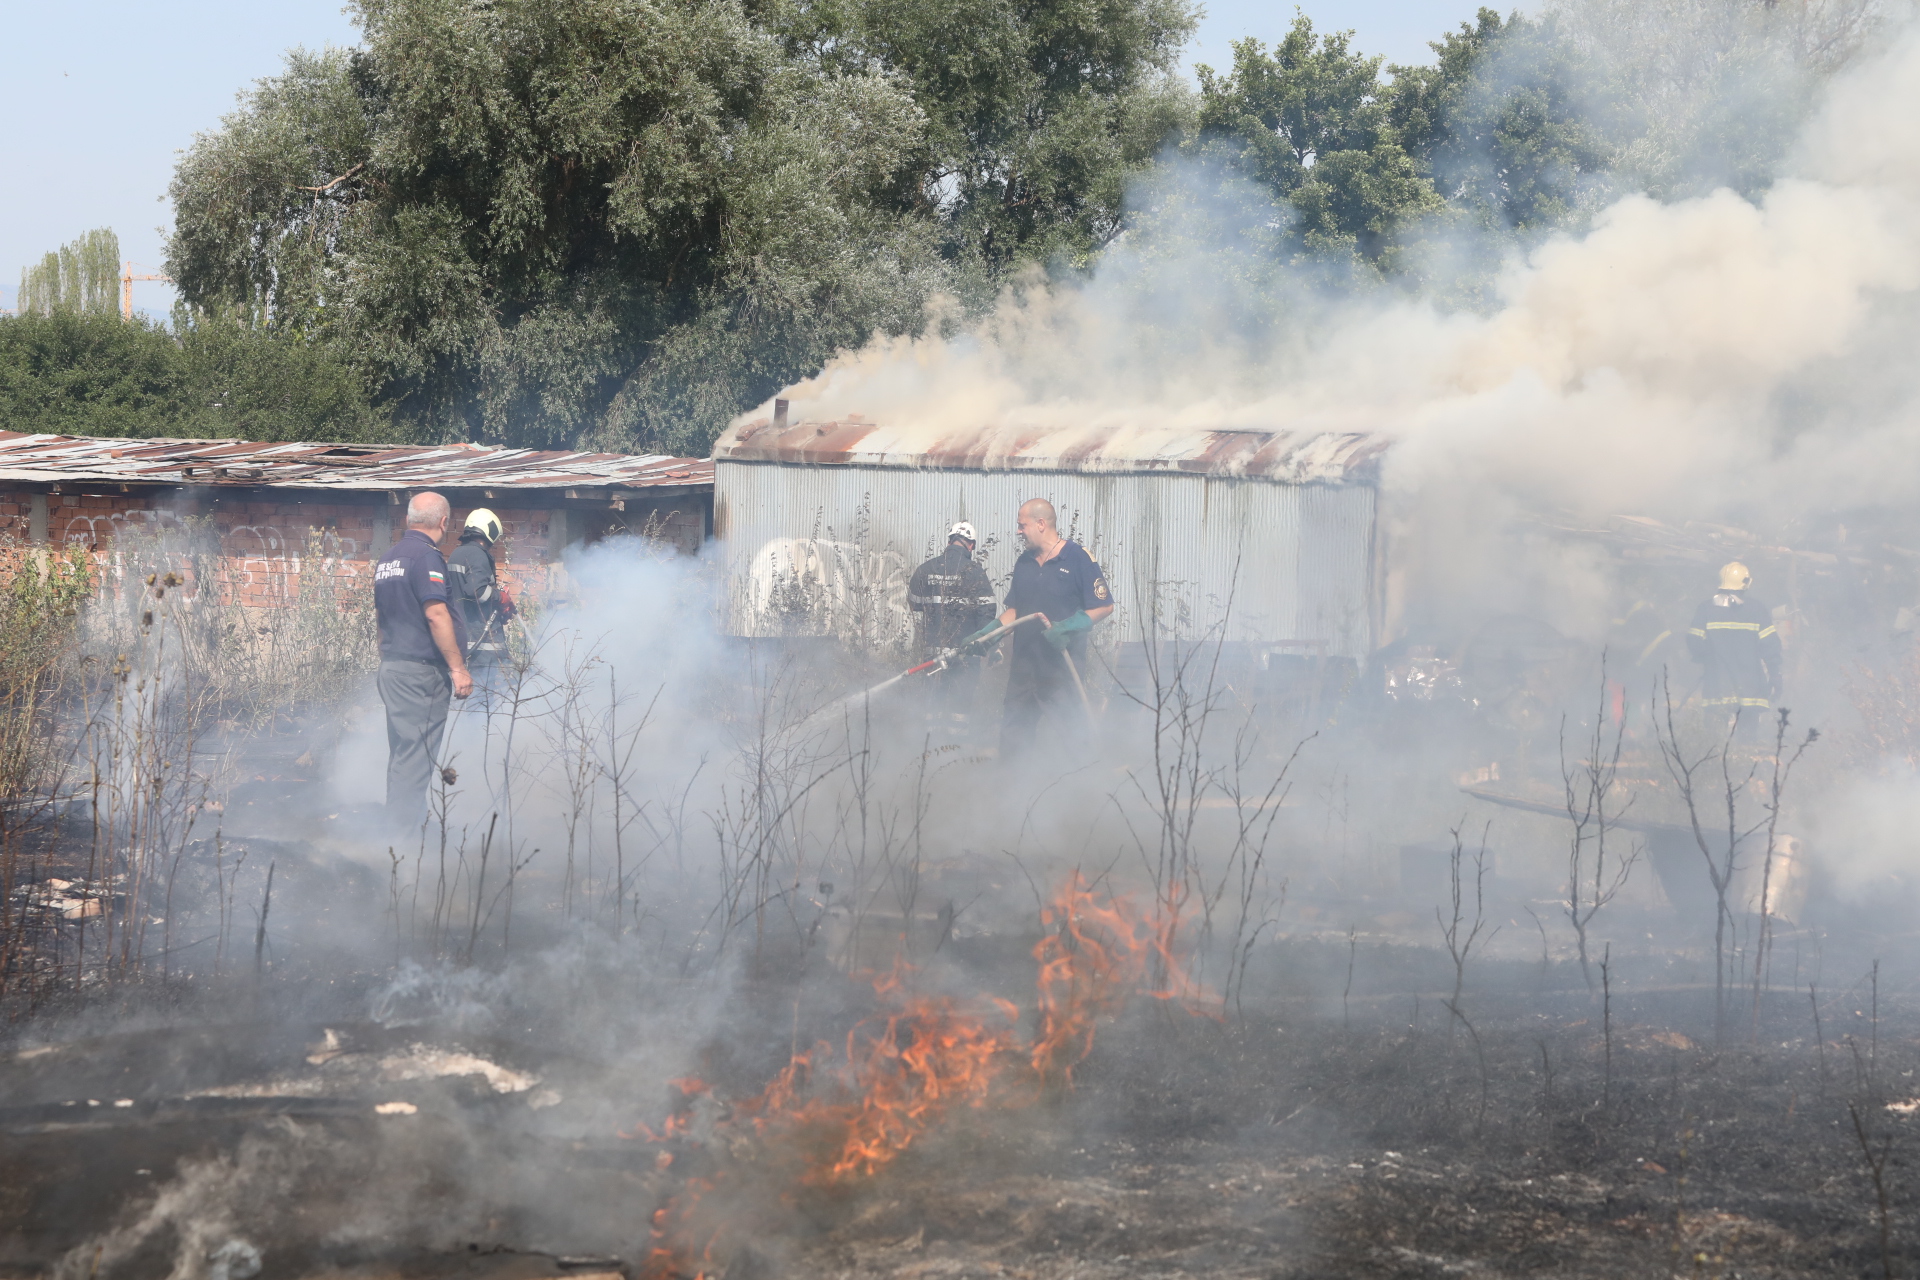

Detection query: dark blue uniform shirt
xmin=375 ymin=529 xmax=468 ymax=663
xmin=1004 ymin=540 xmax=1110 ymax=664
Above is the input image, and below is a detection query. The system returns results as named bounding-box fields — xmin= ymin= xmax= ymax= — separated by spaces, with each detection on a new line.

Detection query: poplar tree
xmin=18 ymin=228 xmax=121 ymax=318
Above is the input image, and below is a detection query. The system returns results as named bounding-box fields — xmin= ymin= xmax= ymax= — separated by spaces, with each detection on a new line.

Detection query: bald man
xmin=374 ymin=491 xmax=473 ymax=824
xmin=997 ymin=499 xmax=1113 ymax=757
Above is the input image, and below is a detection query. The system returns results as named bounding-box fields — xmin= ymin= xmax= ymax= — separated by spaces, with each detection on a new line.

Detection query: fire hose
xmin=799 ymin=613 xmax=1046 ymax=732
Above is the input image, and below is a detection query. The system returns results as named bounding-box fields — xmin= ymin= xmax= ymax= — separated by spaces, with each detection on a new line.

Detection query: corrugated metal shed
xmin=715 ymin=414 xmax=1384 ymax=484
xmin=0 ymin=431 xmax=713 ymax=494
xmin=714 ymin=415 xmax=1384 ymax=657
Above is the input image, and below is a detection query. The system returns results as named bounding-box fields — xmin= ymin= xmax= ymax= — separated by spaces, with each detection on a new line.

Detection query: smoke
xmin=31 ymin=15 xmax=1920 ymax=1275
xmin=710 ymin=16 xmax=1920 ymax=910
xmin=767 ymin=17 xmax=1920 ymax=541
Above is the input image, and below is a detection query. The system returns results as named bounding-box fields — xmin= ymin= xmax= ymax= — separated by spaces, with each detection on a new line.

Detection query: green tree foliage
xmin=1388 ymin=10 xmax=1617 ymax=234
xmin=1185 ymin=0 xmax=1860 ymax=283
xmin=170 ymin=0 xmax=951 ymax=455
xmin=1184 ymin=10 xmax=1616 ymax=270
xmin=18 ymin=228 xmax=122 ymax=318
xmin=1191 ymin=18 xmax=1440 ymax=261
xmin=147 ymin=0 xmax=1881 ymax=455
xmin=1549 ymin=0 xmax=1868 ymax=204
xmin=772 ymin=0 xmax=1197 ymax=282
xmin=169 ymin=0 xmax=1198 ymax=454
xmin=0 ymin=310 xmax=389 ymax=442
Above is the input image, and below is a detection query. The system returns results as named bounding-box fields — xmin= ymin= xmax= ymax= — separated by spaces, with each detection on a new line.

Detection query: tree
xmin=771 ymin=0 xmax=1197 ymax=284
xmin=1390 ymin=10 xmax=1619 ymax=235
xmin=0 ymin=310 xmax=389 ymax=442
xmin=170 ymin=0 xmax=945 ymax=456
xmin=1190 ymin=17 xmax=1441 ymax=264
xmin=1547 ymin=0 xmax=1873 ymax=204
xmin=18 ymin=229 xmax=122 ymax=318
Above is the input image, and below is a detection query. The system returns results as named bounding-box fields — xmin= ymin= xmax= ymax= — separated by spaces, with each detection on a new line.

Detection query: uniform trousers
xmin=377 ymin=658 xmax=451 ymax=825
xmin=467 ymin=658 xmax=507 ymax=718
xmin=1000 ymin=648 xmax=1089 ymax=761
xmin=924 ymin=654 xmax=981 ymax=719
xmin=1703 ymin=672 xmax=1775 ymax=744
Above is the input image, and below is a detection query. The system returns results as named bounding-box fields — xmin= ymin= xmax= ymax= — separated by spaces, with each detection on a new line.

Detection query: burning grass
xmin=633 ymin=874 xmax=1219 ymax=1277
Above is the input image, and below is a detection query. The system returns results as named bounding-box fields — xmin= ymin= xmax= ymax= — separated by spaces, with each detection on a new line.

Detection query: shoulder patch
xmin=1094 ymin=579 xmax=1109 ymax=601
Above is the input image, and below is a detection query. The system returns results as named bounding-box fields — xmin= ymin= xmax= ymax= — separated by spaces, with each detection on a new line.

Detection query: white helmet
xmin=463 ymin=507 xmax=502 ymax=543
xmin=949 ymin=521 xmax=977 ymax=544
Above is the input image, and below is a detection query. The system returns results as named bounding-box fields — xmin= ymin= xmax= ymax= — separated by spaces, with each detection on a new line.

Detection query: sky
xmin=0 ymin=0 xmax=1490 ymax=319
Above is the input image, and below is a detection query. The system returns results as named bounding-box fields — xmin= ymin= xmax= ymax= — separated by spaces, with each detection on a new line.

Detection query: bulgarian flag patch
xmin=428 ymin=570 xmax=445 ymax=584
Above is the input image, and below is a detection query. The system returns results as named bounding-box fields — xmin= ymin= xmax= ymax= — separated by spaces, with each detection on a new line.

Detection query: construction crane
xmin=121 ymin=262 xmax=172 ymax=321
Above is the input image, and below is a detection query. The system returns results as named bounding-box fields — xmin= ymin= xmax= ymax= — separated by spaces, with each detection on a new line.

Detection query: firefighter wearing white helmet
xmin=907 ymin=521 xmax=997 ymax=721
xmin=448 ymin=508 xmax=515 ymax=698
xmin=1686 ymin=560 xmax=1782 ymax=741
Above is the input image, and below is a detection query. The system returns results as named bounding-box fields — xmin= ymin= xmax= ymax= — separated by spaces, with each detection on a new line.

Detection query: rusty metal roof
xmin=0 ymin=431 xmax=712 ymax=492
xmin=713 ymin=414 xmax=1386 ymax=484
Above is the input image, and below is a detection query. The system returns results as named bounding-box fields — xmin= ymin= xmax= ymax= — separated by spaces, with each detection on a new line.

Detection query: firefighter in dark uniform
xmin=908 ymin=521 xmax=997 ymax=719
xmin=374 ymin=492 xmax=472 ymax=824
xmin=1686 ymin=561 xmax=1782 ymax=741
xmin=447 ymin=508 xmax=516 ymax=710
xmin=997 ymin=498 xmax=1113 ymax=758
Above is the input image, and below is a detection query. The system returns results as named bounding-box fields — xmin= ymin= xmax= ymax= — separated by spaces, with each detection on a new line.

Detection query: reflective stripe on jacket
xmin=1685 ymin=591 xmax=1781 ymax=704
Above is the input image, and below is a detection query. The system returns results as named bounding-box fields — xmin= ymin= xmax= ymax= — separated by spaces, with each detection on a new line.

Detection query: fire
xmin=634 ymin=876 xmax=1215 ymax=1278
xmin=1030 ymin=871 xmax=1212 ymax=1084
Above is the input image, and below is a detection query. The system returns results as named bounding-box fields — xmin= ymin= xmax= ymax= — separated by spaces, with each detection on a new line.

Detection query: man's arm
xmin=1082 ymin=555 xmax=1114 ymax=625
xmin=424 ymin=601 xmax=474 ymax=698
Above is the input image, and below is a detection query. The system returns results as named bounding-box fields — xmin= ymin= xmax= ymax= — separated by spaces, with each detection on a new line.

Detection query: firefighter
xmin=374 ymin=492 xmax=472 ymax=825
xmin=447 ymin=508 xmax=516 ymax=709
xmin=1686 ymin=561 xmax=1782 ymax=741
xmin=997 ymin=498 xmax=1113 ymax=758
xmin=908 ymin=521 xmax=997 ymax=721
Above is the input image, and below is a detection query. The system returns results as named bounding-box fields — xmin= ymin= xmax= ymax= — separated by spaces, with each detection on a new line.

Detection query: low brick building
xmin=0 ymin=432 xmax=713 ymax=607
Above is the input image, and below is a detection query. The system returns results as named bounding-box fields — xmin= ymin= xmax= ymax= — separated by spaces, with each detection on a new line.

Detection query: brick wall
xmin=0 ymin=486 xmax=708 ymax=609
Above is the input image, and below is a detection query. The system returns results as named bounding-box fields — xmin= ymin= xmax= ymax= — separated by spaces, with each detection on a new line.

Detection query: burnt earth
xmin=5 ymin=989 xmax=1913 ymax=1280
xmin=769 ymin=1007 xmax=1917 ymax=1280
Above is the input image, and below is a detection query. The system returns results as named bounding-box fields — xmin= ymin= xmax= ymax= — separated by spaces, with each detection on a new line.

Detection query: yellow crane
xmin=120 ymin=262 xmax=171 ymax=320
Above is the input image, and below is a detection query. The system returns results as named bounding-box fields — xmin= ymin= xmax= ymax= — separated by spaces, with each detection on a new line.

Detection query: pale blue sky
xmin=1 ymin=0 xmax=1487 ymax=318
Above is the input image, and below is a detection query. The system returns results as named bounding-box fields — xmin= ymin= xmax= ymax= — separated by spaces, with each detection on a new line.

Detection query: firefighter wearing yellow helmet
xmin=1685 ymin=561 xmax=1782 ymax=740
xmin=448 ymin=508 xmax=515 ymax=704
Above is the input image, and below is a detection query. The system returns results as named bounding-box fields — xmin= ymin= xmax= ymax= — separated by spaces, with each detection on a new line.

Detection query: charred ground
xmin=4 ymin=905 xmax=1918 ymax=1279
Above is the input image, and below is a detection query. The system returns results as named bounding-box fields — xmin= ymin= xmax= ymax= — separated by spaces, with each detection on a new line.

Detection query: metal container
xmin=712 ymin=413 xmax=1383 ymax=656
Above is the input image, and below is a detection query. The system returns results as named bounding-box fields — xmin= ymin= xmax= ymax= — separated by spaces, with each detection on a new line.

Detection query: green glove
xmin=1043 ymin=611 xmax=1093 ymax=651
xmin=956 ymin=620 xmax=1001 ymax=652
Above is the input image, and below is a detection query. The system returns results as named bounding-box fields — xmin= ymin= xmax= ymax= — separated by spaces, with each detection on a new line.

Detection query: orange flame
xmin=1030 ymin=870 xmax=1214 ymax=1083
xmin=634 ymin=876 xmax=1216 ymax=1278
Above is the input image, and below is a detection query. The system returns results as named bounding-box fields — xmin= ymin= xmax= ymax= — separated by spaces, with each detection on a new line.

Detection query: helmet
xmin=464 ymin=508 xmax=502 ymax=543
xmin=949 ymin=521 xmax=977 ymax=544
xmin=1718 ymin=561 xmax=1751 ymax=591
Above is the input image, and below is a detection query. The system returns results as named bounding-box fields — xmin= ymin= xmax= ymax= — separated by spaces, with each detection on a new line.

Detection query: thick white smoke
xmin=764 ymin=20 xmax=1920 ymax=534
xmin=745 ymin=18 xmax=1920 ymax=896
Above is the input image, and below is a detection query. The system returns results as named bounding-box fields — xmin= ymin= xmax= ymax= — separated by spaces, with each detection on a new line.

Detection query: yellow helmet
xmin=1718 ymin=561 xmax=1751 ymax=591
xmin=463 ymin=507 xmax=502 ymax=543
